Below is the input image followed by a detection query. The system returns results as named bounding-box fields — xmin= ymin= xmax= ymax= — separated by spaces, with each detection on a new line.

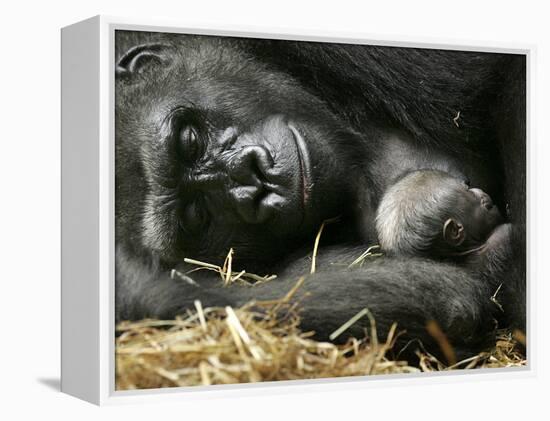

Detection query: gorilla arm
xmin=116 ymin=246 xmax=499 ymax=361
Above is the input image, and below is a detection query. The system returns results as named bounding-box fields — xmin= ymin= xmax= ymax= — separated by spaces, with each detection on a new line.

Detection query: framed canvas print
xmin=61 ymin=16 xmax=531 ymax=405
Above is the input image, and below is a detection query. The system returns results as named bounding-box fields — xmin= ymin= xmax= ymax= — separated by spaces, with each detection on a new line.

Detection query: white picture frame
xmin=61 ymin=15 xmax=533 ymax=405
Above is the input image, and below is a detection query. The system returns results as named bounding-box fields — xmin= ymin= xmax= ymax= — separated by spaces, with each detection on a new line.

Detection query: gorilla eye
xmin=179 ymin=125 xmax=201 ymax=162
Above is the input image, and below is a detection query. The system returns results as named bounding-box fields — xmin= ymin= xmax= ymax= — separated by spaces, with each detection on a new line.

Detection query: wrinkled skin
xmin=115 ymin=31 xmax=526 ymax=363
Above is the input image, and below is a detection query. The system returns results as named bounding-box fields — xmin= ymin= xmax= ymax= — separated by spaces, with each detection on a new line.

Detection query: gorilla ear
xmin=116 ymin=43 xmax=172 ymax=79
xmin=443 ymin=218 xmax=465 ymax=247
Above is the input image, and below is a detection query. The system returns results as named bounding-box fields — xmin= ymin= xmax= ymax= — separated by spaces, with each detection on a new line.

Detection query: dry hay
xmin=116 ymin=298 xmax=412 ymax=390
xmin=116 ymin=291 xmax=526 ymax=390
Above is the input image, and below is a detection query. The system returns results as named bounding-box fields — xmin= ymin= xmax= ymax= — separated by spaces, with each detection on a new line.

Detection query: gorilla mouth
xmin=288 ymin=124 xmax=312 ymax=209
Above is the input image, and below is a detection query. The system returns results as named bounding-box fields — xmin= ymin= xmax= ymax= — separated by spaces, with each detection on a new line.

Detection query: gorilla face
xmin=115 ymin=34 xmax=358 ymax=265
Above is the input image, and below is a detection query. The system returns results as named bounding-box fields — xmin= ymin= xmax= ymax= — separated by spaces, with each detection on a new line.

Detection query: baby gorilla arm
xmin=465 ymin=223 xmax=513 ymax=282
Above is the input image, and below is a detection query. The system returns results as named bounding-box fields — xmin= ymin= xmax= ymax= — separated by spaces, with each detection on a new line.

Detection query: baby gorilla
xmin=375 ymin=169 xmax=512 ymax=279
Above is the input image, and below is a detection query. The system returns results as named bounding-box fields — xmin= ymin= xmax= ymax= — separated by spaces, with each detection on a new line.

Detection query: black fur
xmin=115 ymin=30 xmax=526 ymax=363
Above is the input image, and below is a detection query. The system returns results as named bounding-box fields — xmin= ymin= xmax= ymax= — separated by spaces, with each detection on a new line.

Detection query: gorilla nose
xmin=228 ymin=145 xmax=274 ymax=186
xmin=227 ymin=146 xmax=283 ymax=224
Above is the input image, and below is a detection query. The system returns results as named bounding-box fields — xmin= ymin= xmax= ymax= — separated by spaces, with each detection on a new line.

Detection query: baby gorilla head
xmin=375 ymin=169 xmax=503 ymax=258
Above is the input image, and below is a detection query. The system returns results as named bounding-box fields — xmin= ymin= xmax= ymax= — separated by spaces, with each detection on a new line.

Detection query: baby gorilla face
xmin=450 ymin=184 xmax=503 ymax=246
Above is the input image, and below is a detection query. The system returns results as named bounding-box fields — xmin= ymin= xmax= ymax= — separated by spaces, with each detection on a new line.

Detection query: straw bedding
xmin=116 ymin=278 xmax=526 ymax=390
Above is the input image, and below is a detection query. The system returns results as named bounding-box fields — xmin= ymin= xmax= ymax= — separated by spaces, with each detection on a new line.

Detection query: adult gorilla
xmin=115 ymin=31 xmax=526 ymax=362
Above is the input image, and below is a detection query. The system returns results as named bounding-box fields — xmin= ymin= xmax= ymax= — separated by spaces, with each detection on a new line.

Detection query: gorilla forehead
xmin=117 ymin=33 xmax=320 ymax=122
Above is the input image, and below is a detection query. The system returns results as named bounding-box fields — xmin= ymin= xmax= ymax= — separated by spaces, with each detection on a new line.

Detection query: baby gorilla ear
xmin=116 ymin=43 xmax=173 ymax=79
xmin=443 ymin=218 xmax=465 ymax=247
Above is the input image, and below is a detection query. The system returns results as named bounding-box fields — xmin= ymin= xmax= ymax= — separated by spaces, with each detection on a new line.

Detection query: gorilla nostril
xmin=229 ymin=145 xmax=273 ymax=188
